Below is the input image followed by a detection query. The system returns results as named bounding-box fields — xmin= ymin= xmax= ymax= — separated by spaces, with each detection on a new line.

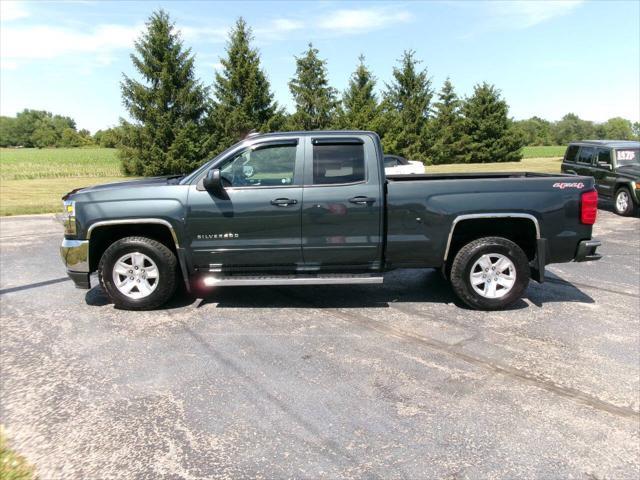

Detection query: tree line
xmin=1 ymin=10 xmax=638 ymax=175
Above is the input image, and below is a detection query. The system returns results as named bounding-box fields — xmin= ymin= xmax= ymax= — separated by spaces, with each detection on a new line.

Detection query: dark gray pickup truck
xmin=60 ymin=131 xmax=601 ymax=310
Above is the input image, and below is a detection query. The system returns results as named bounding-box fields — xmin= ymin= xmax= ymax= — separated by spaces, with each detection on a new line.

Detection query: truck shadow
xmin=189 ymin=269 xmax=594 ymax=312
xmin=85 ymin=269 xmax=594 ymax=311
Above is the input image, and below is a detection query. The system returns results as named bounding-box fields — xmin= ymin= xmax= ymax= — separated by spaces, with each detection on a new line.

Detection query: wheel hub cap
xmin=617 ymin=191 xmax=629 ymax=212
xmin=112 ymin=252 xmax=159 ymax=299
xmin=470 ymin=253 xmax=516 ymax=299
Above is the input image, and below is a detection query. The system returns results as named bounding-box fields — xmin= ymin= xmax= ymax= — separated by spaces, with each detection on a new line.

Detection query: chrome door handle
xmin=271 ymin=198 xmax=298 ymax=207
xmin=349 ymin=196 xmax=376 ymax=205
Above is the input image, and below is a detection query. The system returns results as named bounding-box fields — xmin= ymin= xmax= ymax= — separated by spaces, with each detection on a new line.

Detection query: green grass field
xmin=0 ymin=148 xmax=128 ymax=216
xmin=522 ymin=145 xmax=566 ymax=158
xmin=0 ymin=146 xmax=564 ymax=216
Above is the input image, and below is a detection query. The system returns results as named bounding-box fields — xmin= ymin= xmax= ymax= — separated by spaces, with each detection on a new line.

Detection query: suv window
xmin=615 ymin=148 xmax=639 ymax=167
xmin=576 ymin=147 xmax=595 ymax=165
xmin=313 ymin=143 xmax=365 ymax=185
xmin=220 ymin=144 xmax=296 ymax=187
xmin=565 ymin=145 xmax=579 ymax=163
xmin=597 ymin=148 xmax=612 ymax=167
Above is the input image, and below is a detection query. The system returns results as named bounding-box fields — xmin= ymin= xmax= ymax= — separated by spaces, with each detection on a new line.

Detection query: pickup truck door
xmin=186 ymin=139 xmax=304 ymax=272
xmin=300 ymin=136 xmax=383 ymax=270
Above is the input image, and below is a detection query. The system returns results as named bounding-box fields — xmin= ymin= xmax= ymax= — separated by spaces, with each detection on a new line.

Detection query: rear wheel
xmin=450 ymin=236 xmax=530 ymax=310
xmin=614 ymin=187 xmax=635 ymax=216
xmin=99 ymin=236 xmax=177 ymax=310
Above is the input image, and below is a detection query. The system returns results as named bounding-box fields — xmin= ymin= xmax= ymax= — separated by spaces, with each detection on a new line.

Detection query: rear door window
xmin=596 ymin=148 xmax=612 ymax=167
xmin=564 ymin=145 xmax=579 ymax=162
xmin=312 ymin=143 xmax=365 ymax=185
xmin=576 ymin=147 xmax=595 ymax=165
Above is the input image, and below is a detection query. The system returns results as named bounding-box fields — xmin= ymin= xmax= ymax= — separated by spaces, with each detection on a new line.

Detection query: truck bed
xmin=386 ymin=171 xmax=572 ymax=182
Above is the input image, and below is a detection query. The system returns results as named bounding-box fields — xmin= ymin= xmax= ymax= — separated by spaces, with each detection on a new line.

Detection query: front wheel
xmin=614 ymin=187 xmax=636 ymax=216
xmin=99 ymin=236 xmax=177 ymax=310
xmin=449 ymin=237 xmax=530 ymax=310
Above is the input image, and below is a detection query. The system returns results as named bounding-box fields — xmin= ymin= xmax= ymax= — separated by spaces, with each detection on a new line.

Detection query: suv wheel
xmin=450 ymin=237 xmax=530 ymax=310
xmin=614 ymin=187 xmax=635 ymax=216
xmin=99 ymin=236 xmax=177 ymax=310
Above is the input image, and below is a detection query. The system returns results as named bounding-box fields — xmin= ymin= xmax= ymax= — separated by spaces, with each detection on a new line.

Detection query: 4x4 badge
xmin=553 ymin=182 xmax=584 ymax=190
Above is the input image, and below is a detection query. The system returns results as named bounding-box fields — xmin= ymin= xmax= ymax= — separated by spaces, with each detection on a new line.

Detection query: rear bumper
xmin=60 ymin=239 xmax=91 ymax=289
xmin=574 ymin=239 xmax=602 ymax=262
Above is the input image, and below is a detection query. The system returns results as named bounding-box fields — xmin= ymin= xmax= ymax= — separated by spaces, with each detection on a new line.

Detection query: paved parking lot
xmin=1 ymin=206 xmax=639 ymax=479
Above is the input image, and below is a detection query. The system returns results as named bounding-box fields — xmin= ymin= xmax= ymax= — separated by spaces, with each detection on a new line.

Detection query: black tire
xmin=614 ymin=187 xmax=636 ymax=216
xmin=450 ymin=236 xmax=530 ymax=311
xmin=98 ymin=236 xmax=177 ymax=310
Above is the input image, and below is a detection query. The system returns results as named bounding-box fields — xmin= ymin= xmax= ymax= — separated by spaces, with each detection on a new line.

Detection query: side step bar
xmin=201 ymin=274 xmax=384 ymax=287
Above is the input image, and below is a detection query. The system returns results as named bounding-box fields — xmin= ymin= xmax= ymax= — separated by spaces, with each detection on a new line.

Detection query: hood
xmin=617 ymin=164 xmax=640 ymax=180
xmin=62 ymin=175 xmax=182 ymax=200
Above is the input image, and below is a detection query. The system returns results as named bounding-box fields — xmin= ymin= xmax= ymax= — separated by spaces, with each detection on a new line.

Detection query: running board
xmin=201 ymin=274 xmax=384 ymax=287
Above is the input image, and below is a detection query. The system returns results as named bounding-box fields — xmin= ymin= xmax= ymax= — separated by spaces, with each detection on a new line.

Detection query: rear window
xmin=565 ymin=145 xmax=579 ymax=162
xmin=577 ymin=147 xmax=595 ymax=164
xmin=615 ymin=149 xmax=639 ymax=167
xmin=312 ymin=144 xmax=365 ymax=185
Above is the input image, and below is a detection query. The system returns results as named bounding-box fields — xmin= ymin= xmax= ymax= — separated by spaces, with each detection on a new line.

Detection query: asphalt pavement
xmin=0 ymin=205 xmax=638 ymax=479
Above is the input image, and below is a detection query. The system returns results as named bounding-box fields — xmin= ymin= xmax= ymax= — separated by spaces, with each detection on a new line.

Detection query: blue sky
xmin=1 ymin=0 xmax=639 ymax=133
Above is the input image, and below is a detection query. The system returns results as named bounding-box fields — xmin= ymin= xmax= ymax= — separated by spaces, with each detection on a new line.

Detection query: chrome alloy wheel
xmin=616 ymin=190 xmax=630 ymax=213
xmin=469 ymin=253 xmax=516 ymax=299
xmin=112 ymin=252 xmax=159 ymax=299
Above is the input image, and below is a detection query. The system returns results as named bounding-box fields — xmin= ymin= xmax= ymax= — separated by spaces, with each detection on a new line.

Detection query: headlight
xmin=63 ymin=200 xmax=77 ymax=235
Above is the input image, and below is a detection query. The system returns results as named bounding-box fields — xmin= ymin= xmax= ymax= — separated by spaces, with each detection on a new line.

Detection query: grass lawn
xmin=0 ymin=147 xmax=564 ymax=216
xmin=424 ymin=156 xmax=562 ymax=174
xmin=0 ymin=428 xmax=35 ymax=480
xmin=522 ymin=145 xmax=566 ymax=158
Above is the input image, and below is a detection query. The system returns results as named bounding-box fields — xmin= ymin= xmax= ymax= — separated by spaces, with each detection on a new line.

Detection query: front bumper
xmin=575 ymin=239 xmax=602 ymax=262
xmin=60 ymin=239 xmax=91 ymax=289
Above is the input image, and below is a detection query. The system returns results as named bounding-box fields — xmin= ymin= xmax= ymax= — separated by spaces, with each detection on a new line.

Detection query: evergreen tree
xmin=336 ymin=55 xmax=381 ymax=131
xmin=288 ymin=43 xmax=339 ymax=130
xmin=381 ymin=50 xmax=433 ymax=161
xmin=428 ymin=78 xmax=470 ymax=164
xmin=119 ymin=10 xmax=209 ymax=176
xmin=210 ymin=18 xmax=283 ymax=153
xmin=461 ymin=82 xmax=524 ymax=163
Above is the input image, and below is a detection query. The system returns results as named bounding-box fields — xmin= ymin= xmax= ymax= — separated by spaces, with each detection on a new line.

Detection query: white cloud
xmin=318 ymin=7 xmax=412 ymax=33
xmin=487 ymin=0 xmax=584 ymax=29
xmin=0 ymin=23 xmax=143 ymax=69
xmin=0 ymin=0 xmax=29 ymax=22
xmin=181 ymin=26 xmax=228 ymax=43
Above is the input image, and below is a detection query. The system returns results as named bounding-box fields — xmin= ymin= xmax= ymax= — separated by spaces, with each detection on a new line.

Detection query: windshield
xmin=616 ymin=149 xmax=639 ymax=167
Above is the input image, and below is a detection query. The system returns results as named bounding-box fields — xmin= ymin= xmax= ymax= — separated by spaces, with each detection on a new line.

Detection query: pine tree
xmin=336 ymin=55 xmax=381 ymax=131
xmin=119 ymin=10 xmax=209 ymax=176
xmin=428 ymin=78 xmax=470 ymax=164
xmin=209 ymin=18 xmax=283 ymax=153
xmin=288 ymin=43 xmax=339 ymax=130
xmin=461 ymin=83 xmax=524 ymax=163
xmin=381 ymin=50 xmax=433 ymax=161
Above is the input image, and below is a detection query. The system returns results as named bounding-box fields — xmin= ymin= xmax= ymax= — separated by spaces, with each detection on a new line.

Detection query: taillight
xmin=581 ymin=190 xmax=598 ymax=225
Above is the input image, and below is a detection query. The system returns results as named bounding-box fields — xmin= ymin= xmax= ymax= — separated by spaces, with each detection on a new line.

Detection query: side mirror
xmin=597 ymin=161 xmax=612 ymax=170
xmin=203 ymin=168 xmax=225 ymax=196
